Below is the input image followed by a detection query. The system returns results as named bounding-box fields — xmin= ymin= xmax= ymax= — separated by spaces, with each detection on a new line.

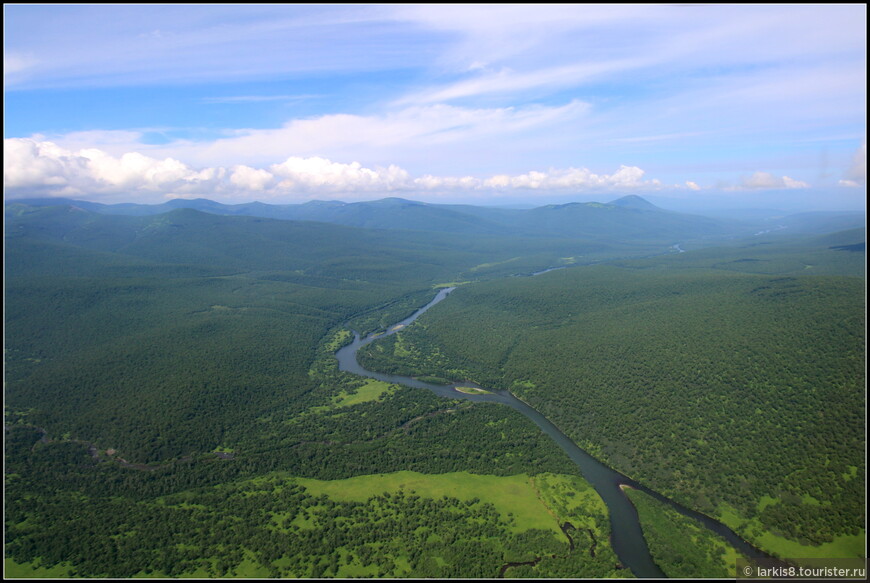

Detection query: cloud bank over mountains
xmin=7 ymin=136 xmax=839 ymax=205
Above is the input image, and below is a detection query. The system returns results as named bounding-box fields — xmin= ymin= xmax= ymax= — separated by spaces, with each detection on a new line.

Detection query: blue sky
xmin=4 ymin=4 xmax=866 ymax=211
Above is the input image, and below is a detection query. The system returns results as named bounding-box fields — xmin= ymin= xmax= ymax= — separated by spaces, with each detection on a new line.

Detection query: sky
xmin=3 ymin=4 xmax=867 ymax=211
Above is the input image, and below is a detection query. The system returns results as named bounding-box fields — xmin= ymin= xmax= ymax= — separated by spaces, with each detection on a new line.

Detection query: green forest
xmin=6 ymin=467 xmax=627 ymax=579
xmin=624 ymin=487 xmax=747 ymax=578
xmin=357 ymin=238 xmax=866 ymax=560
xmin=4 ymin=200 xmax=866 ymax=577
xmin=4 ymin=202 xmax=637 ymax=578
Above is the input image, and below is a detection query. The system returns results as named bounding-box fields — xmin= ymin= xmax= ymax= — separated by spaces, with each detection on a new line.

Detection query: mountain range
xmin=9 ymin=195 xmax=863 ymax=242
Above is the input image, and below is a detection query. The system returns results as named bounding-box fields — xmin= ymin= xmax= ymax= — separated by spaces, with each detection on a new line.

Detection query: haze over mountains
xmin=7 ymin=195 xmax=865 ymax=244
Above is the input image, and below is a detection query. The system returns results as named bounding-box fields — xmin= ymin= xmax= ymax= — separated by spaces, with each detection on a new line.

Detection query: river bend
xmin=336 ymin=286 xmax=773 ymax=578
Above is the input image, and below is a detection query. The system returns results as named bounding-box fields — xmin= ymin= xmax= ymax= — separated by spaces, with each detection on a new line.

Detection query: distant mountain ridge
xmin=6 ymin=194 xmax=864 ymax=244
xmin=5 ymin=195 xmax=736 ymax=242
xmin=609 ymin=194 xmax=662 ymax=210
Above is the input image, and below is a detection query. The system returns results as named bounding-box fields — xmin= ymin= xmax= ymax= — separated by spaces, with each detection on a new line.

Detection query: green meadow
xmin=717 ymin=503 xmax=866 ymax=561
xmin=296 ymin=471 xmax=561 ymax=534
xmin=4 ymin=558 xmax=75 ymax=579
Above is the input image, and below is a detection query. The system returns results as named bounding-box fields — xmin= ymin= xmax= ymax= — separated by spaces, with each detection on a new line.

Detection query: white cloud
xmin=393 ymin=4 xmax=654 ymax=76
xmin=3 ymin=52 xmax=39 ymax=77
xmin=781 ymin=176 xmax=810 ymax=189
xmin=79 ymin=149 xmax=194 ymax=190
xmin=5 ymin=137 xmax=674 ymax=203
xmin=269 ymin=157 xmax=410 ymax=193
xmin=844 ymin=142 xmax=866 ymax=185
xmin=395 ymin=60 xmax=646 ymax=105
xmin=685 ymin=181 xmax=701 ymax=191
xmin=4 ymin=139 xmax=84 ymax=188
xmin=3 ymin=138 xmax=225 ymax=200
xmin=414 ymin=175 xmax=482 ymax=190
xmin=736 ymin=171 xmax=810 ymax=190
xmin=30 ymin=129 xmax=157 ymax=159
xmin=126 ymin=101 xmax=589 ymax=170
xmin=482 ymin=165 xmax=659 ymax=191
xmin=3 ymin=5 xmax=430 ymax=90
xmin=408 ymin=165 xmax=666 ymax=194
xmin=3 ymin=138 xmax=417 ymax=202
xmin=229 ymin=165 xmax=274 ymax=191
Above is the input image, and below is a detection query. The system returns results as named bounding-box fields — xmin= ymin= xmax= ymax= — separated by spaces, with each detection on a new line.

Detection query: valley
xmin=4 ymin=195 xmax=865 ymax=578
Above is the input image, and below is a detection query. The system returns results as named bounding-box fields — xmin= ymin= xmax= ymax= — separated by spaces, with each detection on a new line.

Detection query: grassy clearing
xmin=393 ymin=333 xmax=413 ymax=357
xmin=718 ymin=503 xmax=866 ymax=560
xmin=757 ymin=494 xmax=779 ymax=512
xmin=469 ymin=257 xmax=521 ymax=273
xmin=227 ymin=551 xmax=272 ymax=578
xmin=323 ymin=328 xmax=352 ymax=352
xmin=174 ymin=566 xmax=216 ymax=579
xmin=335 ymin=558 xmax=380 ymax=578
xmin=299 ymin=379 xmax=397 ymax=416
xmin=294 ymin=470 xmax=561 ymax=535
xmin=511 ymin=379 xmax=537 ymax=390
xmin=532 ymin=473 xmax=608 ymax=529
xmin=755 ymin=532 xmax=866 ymax=561
xmin=4 ymin=558 xmax=74 ymax=578
xmin=331 ymin=379 xmax=396 ymax=408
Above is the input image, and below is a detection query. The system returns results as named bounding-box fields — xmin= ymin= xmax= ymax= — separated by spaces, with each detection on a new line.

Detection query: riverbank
xmin=337 ymin=284 xmax=788 ymax=578
xmin=454 ymin=386 xmax=493 ymax=395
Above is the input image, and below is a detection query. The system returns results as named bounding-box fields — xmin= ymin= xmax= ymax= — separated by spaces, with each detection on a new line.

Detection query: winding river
xmin=336 ymin=285 xmax=775 ymax=578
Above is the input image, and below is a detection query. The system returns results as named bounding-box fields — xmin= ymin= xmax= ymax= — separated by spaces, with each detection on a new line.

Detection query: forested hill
xmin=5 ymin=198 xmax=666 ymax=465
xmin=6 ymin=194 xmax=762 ymax=242
xmin=5 ymin=203 xmax=491 ymax=282
xmin=4 ymin=202 xmax=612 ymax=283
xmin=5 ymin=198 xmax=617 ymax=482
